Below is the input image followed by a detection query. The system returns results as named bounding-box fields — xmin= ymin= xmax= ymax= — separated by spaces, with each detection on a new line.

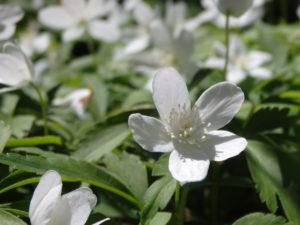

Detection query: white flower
xmin=198 ymin=0 xmax=265 ymax=28
xmin=19 ymin=23 xmax=51 ymax=57
xmin=214 ymin=0 xmax=253 ymax=17
xmin=297 ymin=5 xmax=300 ymax=18
xmin=38 ymin=0 xmax=120 ymax=42
xmin=0 ymin=5 xmax=24 ymax=41
xmin=0 ymin=42 xmax=34 ymax=93
xmin=53 ymin=88 xmax=92 ymax=120
xmin=128 ymin=67 xmax=247 ymax=182
xmin=205 ymin=36 xmax=272 ymax=84
xmin=29 ymin=170 xmax=110 ymax=225
xmin=128 ymin=19 xmax=199 ymax=90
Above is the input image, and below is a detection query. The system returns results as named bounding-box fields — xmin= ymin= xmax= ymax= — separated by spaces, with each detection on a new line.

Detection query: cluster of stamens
xmin=164 ymin=104 xmax=211 ymax=145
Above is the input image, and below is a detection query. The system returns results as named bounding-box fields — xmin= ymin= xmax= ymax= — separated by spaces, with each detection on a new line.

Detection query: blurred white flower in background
xmin=199 ymin=0 xmax=265 ymax=28
xmin=38 ymin=0 xmax=121 ymax=42
xmin=297 ymin=5 xmax=300 ymax=18
xmin=206 ymin=36 xmax=272 ymax=83
xmin=29 ymin=170 xmax=110 ymax=225
xmin=52 ymin=88 xmax=92 ymax=120
xmin=128 ymin=67 xmax=247 ymax=182
xmin=0 ymin=42 xmax=34 ymax=93
xmin=129 ymin=20 xmax=199 ymax=90
xmin=117 ymin=1 xmax=209 ymax=58
xmin=117 ymin=1 xmax=202 ymax=91
xmin=0 ymin=5 xmax=24 ymax=41
xmin=214 ymin=0 xmax=253 ymax=17
xmin=19 ymin=23 xmax=51 ymax=57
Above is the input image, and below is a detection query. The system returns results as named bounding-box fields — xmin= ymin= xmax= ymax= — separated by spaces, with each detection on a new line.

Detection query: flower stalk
xmin=176 ymin=183 xmax=189 ymax=225
xmin=223 ymin=11 xmax=230 ymax=80
xmin=30 ymin=82 xmax=48 ymax=135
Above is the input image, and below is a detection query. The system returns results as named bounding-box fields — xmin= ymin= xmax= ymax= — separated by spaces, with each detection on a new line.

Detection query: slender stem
xmin=6 ymin=136 xmax=62 ymax=147
xmin=211 ymin=162 xmax=222 ymax=225
xmin=30 ymin=83 xmax=48 ymax=135
xmin=175 ymin=181 xmax=181 ymax=211
xmin=223 ymin=11 xmax=230 ymax=81
xmin=177 ymin=184 xmax=189 ymax=225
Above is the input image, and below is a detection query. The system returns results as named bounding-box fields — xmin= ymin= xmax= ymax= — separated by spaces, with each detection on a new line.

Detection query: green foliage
xmin=233 ymin=212 xmax=289 ymax=225
xmin=0 ymin=209 xmax=27 ymax=225
xmin=246 ymin=141 xmax=300 ymax=224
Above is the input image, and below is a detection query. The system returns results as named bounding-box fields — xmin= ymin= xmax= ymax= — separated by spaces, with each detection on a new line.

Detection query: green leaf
xmin=141 ymin=175 xmax=176 ymax=225
xmin=245 ymin=107 xmax=291 ymax=133
xmin=1 ymin=94 xmax=19 ymax=116
xmin=11 ymin=115 xmax=35 ymax=138
xmin=246 ymin=141 xmax=300 ymax=223
xmin=152 ymin=153 xmax=170 ymax=177
xmin=0 ymin=153 xmax=141 ymax=208
xmin=103 ymin=152 xmax=148 ymax=202
xmin=0 ymin=121 xmax=11 ymax=153
xmin=86 ymin=77 xmax=108 ymax=121
xmin=233 ymin=212 xmax=287 ymax=225
xmin=73 ymin=123 xmax=131 ymax=162
xmin=0 ymin=209 xmax=27 ymax=225
xmin=121 ymin=90 xmax=152 ymax=111
xmin=149 ymin=212 xmax=172 ymax=225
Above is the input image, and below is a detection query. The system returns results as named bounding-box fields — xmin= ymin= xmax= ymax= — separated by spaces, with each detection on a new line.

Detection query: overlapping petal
xmin=62 ymin=187 xmax=97 ymax=225
xmin=194 ymin=81 xmax=244 ymax=131
xmin=128 ymin=113 xmax=173 ymax=153
xmin=88 ymin=20 xmax=120 ymax=42
xmin=169 ymin=150 xmax=210 ymax=182
xmin=39 ymin=6 xmax=77 ymax=30
xmin=29 ymin=171 xmax=62 ymax=225
xmin=153 ymin=67 xmax=190 ymax=121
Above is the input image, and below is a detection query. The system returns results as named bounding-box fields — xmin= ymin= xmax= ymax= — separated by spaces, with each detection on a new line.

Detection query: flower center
xmin=164 ymin=104 xmax=211 ymax=145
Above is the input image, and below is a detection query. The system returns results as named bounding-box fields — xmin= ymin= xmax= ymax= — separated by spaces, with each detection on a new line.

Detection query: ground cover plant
xmin=0 ymin=0 xmax=299 ymax=224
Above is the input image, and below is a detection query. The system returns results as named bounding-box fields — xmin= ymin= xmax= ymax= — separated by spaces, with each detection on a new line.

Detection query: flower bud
xmin=214 ymin=0 xmax=253 ymax=17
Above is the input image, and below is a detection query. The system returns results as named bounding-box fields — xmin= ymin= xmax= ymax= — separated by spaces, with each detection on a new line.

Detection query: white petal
xmin=169 ymin=150 xmax=210 ymax=182
xmin=200 ymin=130 xmax=247 ymax=161
xmin=215 ymin=0 xmax=253 ymax=17
xmin=249 ymin=67 xmax=272 ymax=79
xmin=128 ymin=113 xmax=173 ymax=153
xmin=3 ymin=42 xmax=34 ymax=79
xmin=153 ymin=67 xmax=190 ymax=121
xmin=92 ymin=218 xmax=110 ymax=225
xmin=213 ymin=42 xmax=226 ymax=56
xmin=205 ymin=57 xmax=225 ymax=70
xmin=70 ymin=100 xmax=90 ymax=120
xmin=33 ymin=33 xmax=51 ymax=53
xmin=0 ymin=5 xmax=23 ymax=24
xmin=62 ymin=26 xmax=85 ymax=42
xmin=0 ymin=54 xmax=31 ymax=86
xmin=29 ymin=171 xmax=62 ymax=225
xmin=173 ymin=30 xmax=194 ymax=66
xmin=229 ymin=36 xmax=246 ymax=57
xmin=194 ymin=81 xmax=244 ymax=131
xmin=88 ymin=20 xmax=120 ymax=42
xmin=133 ymin=2 xmax=155 ymax=26
xmin=184 ymin=10 xmax=216 ymax=31
xmin=62 ymin=187 xmax=97 ymax=225
xmin=38 ymin=6 xmax=76 ymax=30
xmin=226 ymin=67 xmax=247 ymax=83
xmin=246 ymin=50 xmax=272 ymax=69
xmin=62 ymin=0 xmax=85 ymax=16
xmin=297 ymin=6 xmax=300 ymax=18
xmin=0 ymin=25 xmax=15 ymax=41
xmin=46 ymin=197 xmax=71 ymax=225
xmin=166 ymin=1 xmax=186 ymax=37
xmin=150 ymin=20 xmax=173 ymax=49
xmin=87 ymin=0 xmax=116 ymax=20
xmin=123 ymin=35 xmax=150 ymax=55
